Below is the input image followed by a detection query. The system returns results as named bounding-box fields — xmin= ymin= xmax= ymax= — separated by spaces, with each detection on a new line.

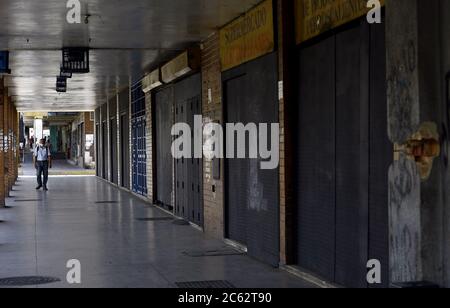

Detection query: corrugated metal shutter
xmin=295 ymin=19 xmax=390 ymax=287
xmin=155 ymin=86 xmax=173 ymax=207
xmin=223 ymin=53 xmax=280 ymax=267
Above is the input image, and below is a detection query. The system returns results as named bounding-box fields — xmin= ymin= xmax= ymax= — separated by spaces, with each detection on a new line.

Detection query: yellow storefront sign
xmin=296 ymin=0 xmax=385 ymax=44
xmin=220 ymin=0 xmax=275 ymax=72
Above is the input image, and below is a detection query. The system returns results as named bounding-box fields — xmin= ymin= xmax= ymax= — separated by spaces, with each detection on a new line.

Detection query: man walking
xmin=33 ymin=138 xmax=52 ymax=191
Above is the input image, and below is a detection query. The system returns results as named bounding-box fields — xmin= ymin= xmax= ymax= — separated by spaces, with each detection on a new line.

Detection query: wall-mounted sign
xmin=62 ymin=47 xmax=90 ymax=74
xmin=220 ymin=0 xmax=275 ymax=72
xmin=295 ymin=0 xmax=385 ymax=44
xmin=0 ymin=51 xmax=11 ymax=74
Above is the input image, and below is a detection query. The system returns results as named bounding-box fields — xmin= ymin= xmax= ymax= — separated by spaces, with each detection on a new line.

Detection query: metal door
xmin=295 ymin=19 xmax=390 ymax=287
xmin=223 ymin=53 xmax=280 ymax=267
xmin=119 ymin=88 xmax=130 ymax=189
xmin=154 ymin=86 xmax=173 ymax=208
xmin=110 ymin=117 xmax=118 ymax=184
xmin=173 ymin=74 xmax=203 ymax=226
xmin=120 ymin=113 xmax=130 ymax=189
xmin=131 ymin=82 xmax=147 ymax=196
xmin=101 ymin=121 xmax=107 ymax=180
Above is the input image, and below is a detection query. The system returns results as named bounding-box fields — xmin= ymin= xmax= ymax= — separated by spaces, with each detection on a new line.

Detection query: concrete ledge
xmin=280 ymin=265 xmax=341 ymax=289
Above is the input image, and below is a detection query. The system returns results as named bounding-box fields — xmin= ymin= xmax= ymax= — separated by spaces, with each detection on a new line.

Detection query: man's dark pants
xmin=36 ymin=161 xmax=49 ymax=188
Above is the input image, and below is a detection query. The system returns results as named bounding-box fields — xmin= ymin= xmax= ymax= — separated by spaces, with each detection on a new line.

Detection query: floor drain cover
xmin=95 ymin=201 xmax=119 ymax=204
xmin=0 ymin=276 xmax=61 ymax=286
xmin=173 ymin=219 xmax=190 ymax=226
xmin=183 ymin=248 xmax=244 ymax=257
xmin=175 ymin=280 xmax=235 ymax=289
xmin=14 ymin=199 xmax=42 ymax=202
xmin=136 ymin=217 xmax=174 ymax=222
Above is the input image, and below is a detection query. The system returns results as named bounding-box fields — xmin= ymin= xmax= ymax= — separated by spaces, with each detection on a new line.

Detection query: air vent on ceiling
xmin=161 ymin=47 xmax=201 ymax=83
xmin=142 ymin=69 xmax=163 ymax=93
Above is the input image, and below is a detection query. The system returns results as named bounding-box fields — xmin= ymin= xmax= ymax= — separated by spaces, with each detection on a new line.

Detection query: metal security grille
xmin=175 ymin=280 xmax=235 ymax=289
xmin=131 ymin=81 xmax=147 ymax=196
xmin=119 ymin=88 xmax=130 ymax=189
xmin=136 ymin=217 xmax=174 ymax=222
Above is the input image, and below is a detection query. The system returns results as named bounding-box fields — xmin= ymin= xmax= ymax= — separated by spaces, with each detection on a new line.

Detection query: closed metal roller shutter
xmin=154 ymin=86 xmax=173 ymax=207
xmin=109 ymin=97 xmax=118 ymax=185
xmin=295 ymin=19 xmax=390 ymax=288
xmin=119 ymin=88 xmax=130 ymax=189
xmin=223 ymin=53 xmax=279 ymax=267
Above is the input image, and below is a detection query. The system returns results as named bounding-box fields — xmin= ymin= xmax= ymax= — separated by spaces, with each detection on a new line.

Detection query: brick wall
xmin=0 ymin=79 xmax=5 ymax=207
xmin=84 ymin=112 xmax=94 ymax=134
xmin=201 ymin=33 xmax=224 ymax=238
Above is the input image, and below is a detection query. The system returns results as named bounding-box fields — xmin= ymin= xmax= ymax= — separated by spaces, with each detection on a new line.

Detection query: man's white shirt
xmin=34 ymin=145 xmax=51 ymax=161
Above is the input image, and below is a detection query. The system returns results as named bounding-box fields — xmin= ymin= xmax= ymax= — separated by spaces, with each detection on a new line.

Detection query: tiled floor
xmin=0 ymin=165 xmax=314 ymax=288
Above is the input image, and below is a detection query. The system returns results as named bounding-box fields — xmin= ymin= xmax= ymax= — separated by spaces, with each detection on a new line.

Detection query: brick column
xmin=278 ymin=0 xmax=296 ymax=265
xmin=3 ymin=90 xmax=10 ymax=197
xmin=0 ymin=79 xmax=5 ymax=207
xmin=201 ymin=33 xmax=225 ymax=238
xmin=8 ymin=95 xmax=14 ymax=192
xmin=14 ymin=107 xmax=19 ymax=182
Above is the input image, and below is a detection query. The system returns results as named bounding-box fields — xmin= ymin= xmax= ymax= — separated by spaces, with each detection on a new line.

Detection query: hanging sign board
xmin=220 ymin=0 xmax=275 ymax=72
xmin=295 ymin=0 xmax=385 ymax=44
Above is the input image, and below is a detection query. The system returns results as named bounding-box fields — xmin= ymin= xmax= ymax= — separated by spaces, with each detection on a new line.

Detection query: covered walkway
xmin=0 ymin=164 xmax=313 ymax=288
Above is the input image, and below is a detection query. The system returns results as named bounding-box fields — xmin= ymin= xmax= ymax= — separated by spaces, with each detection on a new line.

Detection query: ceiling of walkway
xmin=0 ymin=0 xmax=261 ymax=112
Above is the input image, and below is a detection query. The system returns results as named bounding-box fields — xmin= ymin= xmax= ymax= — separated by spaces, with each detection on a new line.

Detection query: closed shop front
xmin=119 ymin=88 xmax=130 ymax=189
xmin=131 ymin=82 xmax=147 ymax=196
xmin=154 ymin=85 xmax=174 ymax=208
xmin=173 ymin=73 xmax=203 ymax=226
xmin=95 ymin=108 xmax=100 ymax=177
xmin=294 ymin=1 xmax=390 ymax=287
xmin=221 ymin=0 xmax=279 ymax=266
xmin=109 ymin=96 xmax=118 ymax=185
xmin=101 ymin=103 xmax=108 ymax=180
xmin=154 ymin=74 xmax=203 ymax=221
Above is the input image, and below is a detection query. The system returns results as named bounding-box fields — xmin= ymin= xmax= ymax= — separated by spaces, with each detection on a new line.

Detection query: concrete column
xmin=440 ymin=0 xmax=450 ymax=288
xmin=33 ymin=119 xmax=43 ymax=142
xmin=387 ymin=0 xmax=445 ymax=285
